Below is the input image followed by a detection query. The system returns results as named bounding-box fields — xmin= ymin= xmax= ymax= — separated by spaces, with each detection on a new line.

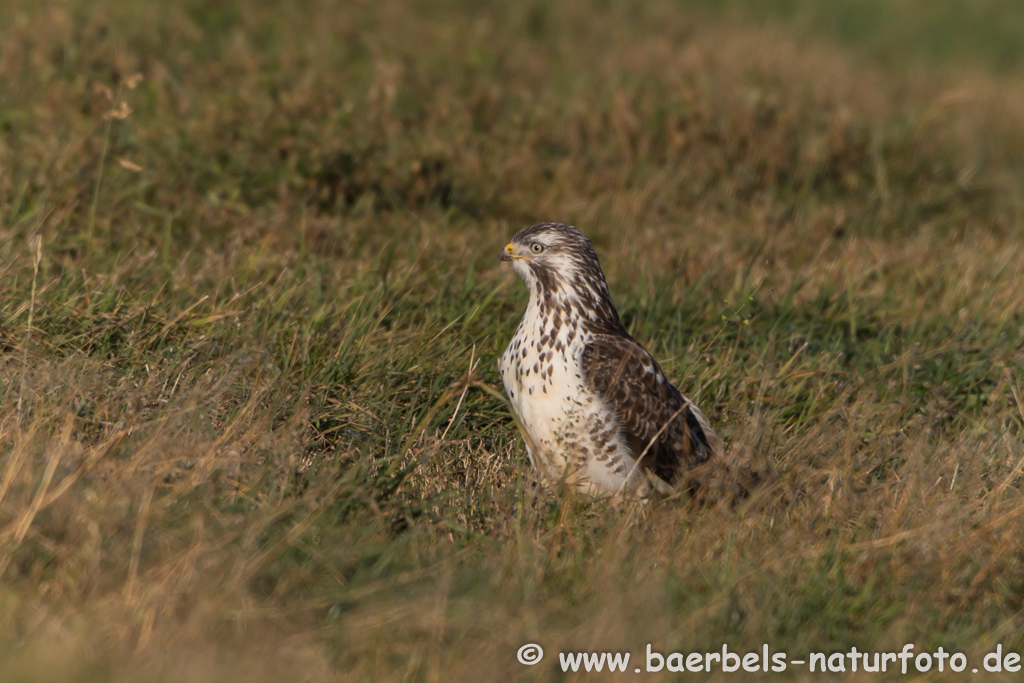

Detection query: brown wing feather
xmin=581 ymin=333 xmax=719 ymax=484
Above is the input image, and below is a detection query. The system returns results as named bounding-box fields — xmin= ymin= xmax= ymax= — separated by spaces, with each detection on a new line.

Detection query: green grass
xmin=2 ymin=1 xmax=1024 ymax=681
xmin=684 ymin=0 xmax=1024 ymax=74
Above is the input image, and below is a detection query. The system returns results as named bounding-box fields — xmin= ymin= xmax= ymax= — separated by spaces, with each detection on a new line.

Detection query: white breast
xmin=499 ymin=302 xmax=646 ymax=494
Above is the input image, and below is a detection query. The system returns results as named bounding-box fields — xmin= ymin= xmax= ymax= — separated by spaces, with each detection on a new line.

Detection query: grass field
xmin=3 ymin=1 xmax=1024 ymax=680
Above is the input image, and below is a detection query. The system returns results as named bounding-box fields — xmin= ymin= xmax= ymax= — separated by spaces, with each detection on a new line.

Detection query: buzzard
xmin=498 ymin=222 xmax=721 ymax=496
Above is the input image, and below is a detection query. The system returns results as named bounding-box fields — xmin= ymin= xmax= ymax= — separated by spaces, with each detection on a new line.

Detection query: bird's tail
xmin=684 ymin=402 xmax=722 ymax=464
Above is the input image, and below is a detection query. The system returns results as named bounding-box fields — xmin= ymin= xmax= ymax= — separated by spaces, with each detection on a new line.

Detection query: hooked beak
xmin=498 ymin=242 xmax=521 ymax=263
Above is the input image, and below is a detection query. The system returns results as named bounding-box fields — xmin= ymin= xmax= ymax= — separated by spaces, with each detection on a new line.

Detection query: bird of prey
xmin=498 ymin=222 xmax=720 ymax=496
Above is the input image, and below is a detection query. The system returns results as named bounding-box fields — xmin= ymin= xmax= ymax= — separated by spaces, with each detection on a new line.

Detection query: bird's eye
xmin=531 ymin=243 xmax=544 ymax=254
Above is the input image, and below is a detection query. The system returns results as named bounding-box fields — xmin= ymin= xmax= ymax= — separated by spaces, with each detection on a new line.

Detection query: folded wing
xmin=581 ymin=333 xmax=720 ymax=484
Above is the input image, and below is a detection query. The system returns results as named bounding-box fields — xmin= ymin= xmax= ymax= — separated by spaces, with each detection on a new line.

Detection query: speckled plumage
xmin=498 ymin=222 xmax=720 ymax=496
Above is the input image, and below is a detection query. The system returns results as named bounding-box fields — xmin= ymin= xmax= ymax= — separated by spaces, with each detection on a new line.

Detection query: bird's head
xmin=499 ymin=222 xmax=625 ymax=333
xmin=498 ymin=222 xmax=605 ymax=295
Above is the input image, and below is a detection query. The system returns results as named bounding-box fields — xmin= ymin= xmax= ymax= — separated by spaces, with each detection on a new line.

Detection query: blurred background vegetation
xmin=689 ymin=0 xmax=1024 ymax=73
